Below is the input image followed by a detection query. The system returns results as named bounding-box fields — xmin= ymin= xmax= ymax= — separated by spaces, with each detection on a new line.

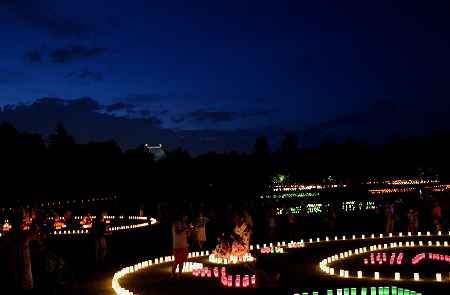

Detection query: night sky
xmin=1 ymin=0 xmax=449 ymax=156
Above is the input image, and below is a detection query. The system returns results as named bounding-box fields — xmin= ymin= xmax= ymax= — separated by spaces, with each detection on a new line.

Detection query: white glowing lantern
xmin=395 ymin=272 xmax=400 ymax=280
xmin=340 ymin=269 xmax=344 ymax=276
xmin=414 ymin=273 xmax=419 ymax=281
xmin=344 ymin=270 xmax=349 ymax=278
xmin=357 ymin=271 xmax=362 ymax=278
xmin=330 ymin=268 xmax=334 ymax=275
xmin=436 ymin=273 xmax=442 ymax=281
xmin=374 ymin=272 xmax=379 ymax=280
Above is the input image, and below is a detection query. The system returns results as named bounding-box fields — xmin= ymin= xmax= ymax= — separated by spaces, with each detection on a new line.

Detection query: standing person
xmin=385 ymin=200 xmax=397 ymax=234
xmin=431 ymin=201 xmax=443 ymax=233
xmin=194 ymin=212 xmax=209 ymax=250
xmin=64 ymin=207 xmax=74 ymax=229
xmin=413 ymin=210 xmax=420 ymax=234
xmin=266 ymin=207 xmax=277 ymax=239
xmin=285 ymin=210 xmax=297 ymax=239
xmin=0 ymin=211 xmax=47 ymax=294
xmin=243 ymin=209 xmax=254 ymax=233
xmin=244 ymin=249 xmax=280 ymax=288
xmin=330 ymin=203 xmax=339 ymax=234
xmin=170 ymin=212 xmax=194 ymax=282
xmin=91 ymin=215 xmax=112 ymax=266
xmin=406 ymin=208 xmax=415 ymax=233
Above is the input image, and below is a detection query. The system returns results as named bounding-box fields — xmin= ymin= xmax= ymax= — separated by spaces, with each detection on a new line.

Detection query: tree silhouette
xmin=47 ymin=122 xmax=77 ymax=153
xmin=252 ymin=136 xmax=270 ymax=158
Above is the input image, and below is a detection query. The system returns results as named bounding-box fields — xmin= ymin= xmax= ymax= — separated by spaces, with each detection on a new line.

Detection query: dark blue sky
xmin=1 ymin=0 xmax=449 ymax=156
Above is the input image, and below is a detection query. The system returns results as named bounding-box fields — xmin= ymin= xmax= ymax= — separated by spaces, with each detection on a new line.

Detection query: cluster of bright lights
xmin=289 ymin=241 xmax=305 ymax=248
xmin=109 ymin=229 xmax=450 ymax=295
xmin=260 ymin=246 xmax=283 ymax=254
xmin=365 ymin=252 xmax=403 ymax=265
xmin=319 ymin=237 xmax=450 ymax=281
xmin=1 ymin=196 xmax=118 ymax=212
xmin=272 ymin=183 xmax=345 ymax=192
xmin=412 ymin=252 xmax=450 ymax=264
xmin=52 ymin=217 xmax=156 ymax=235
xmin=208 ymin=253 xmax=253 ymax=264
xmin=221 ymin=274 xmax=256 ymax=287
xmin=293 ymin=286 xmax=423 ymax=295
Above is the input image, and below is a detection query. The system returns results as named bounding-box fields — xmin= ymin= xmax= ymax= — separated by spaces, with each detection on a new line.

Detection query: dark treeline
xmin=2 ymin=121 xmax=450 ymax=211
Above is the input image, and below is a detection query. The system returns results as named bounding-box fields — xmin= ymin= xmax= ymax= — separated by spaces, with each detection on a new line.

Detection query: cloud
xmin=319 ymin=101 xmax=398 ymax=129
xmin=0 ymin=69 xmax=29 ymax=84
xmin=78 ymin=70 xmax=104 ymax=82
xmin=0 ymin=96 xmax=288 ymax=155
xmin=1 ymin=1 xmax=99 ymax=40
xmin=49 ymin=45 xmax=106 ymax=63
xmin=188 ymin=109 xmax=235 ymax=123
xmin=22 ymin=50 xmax=42 ymax=63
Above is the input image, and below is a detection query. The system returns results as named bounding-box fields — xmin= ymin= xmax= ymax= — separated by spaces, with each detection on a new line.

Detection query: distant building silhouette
xmin=146 ymin=143 xmax=169 ymax=162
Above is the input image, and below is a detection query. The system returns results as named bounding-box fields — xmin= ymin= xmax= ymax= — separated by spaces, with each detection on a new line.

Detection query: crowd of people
xmin=1 ymin=188 xmax=449 ymax=291
xmin=0 ymin=206 xmax=117 ymax=294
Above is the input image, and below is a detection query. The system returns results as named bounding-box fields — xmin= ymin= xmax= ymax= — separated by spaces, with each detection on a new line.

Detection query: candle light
xmin=235 ymin=275 xmax=240 ymax=287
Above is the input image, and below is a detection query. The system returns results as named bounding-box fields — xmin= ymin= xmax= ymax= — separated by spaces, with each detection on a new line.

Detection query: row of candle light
xmin=189 ymin=263 xmax=257 ymax=287
xmin=412 ymin=252 xmax=450 ymax=264
xmin=220 ymin=274 xmax=256 ymax=287
xmin=319 ymin=240 xmax=450 ymax=281
xmin=364 ymin=252 xmax=403 ymax=265
xmin=294 ymin=286 xmax=422 ymax=295
xmin=111 ymin=232 xmax=450 ymax=295
xmin=328 ymin=268 xmax=445 ymax=281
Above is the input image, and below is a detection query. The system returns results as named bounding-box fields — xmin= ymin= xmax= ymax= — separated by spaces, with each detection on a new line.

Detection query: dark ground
xmin=45 ymin=220 xmax=450 ymax=295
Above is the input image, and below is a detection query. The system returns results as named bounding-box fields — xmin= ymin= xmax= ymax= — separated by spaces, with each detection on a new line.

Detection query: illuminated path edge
xmin=111 ymin=231 xmax=450 ymax=295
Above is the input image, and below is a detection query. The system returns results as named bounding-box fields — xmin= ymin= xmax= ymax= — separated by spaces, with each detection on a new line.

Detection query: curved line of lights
xmin=111 ymin=231 xmax=449 ymax=295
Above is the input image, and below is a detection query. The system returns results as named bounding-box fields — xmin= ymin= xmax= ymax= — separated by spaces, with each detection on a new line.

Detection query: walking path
xmin=49 ymin=221 xmax=449 ymax=295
